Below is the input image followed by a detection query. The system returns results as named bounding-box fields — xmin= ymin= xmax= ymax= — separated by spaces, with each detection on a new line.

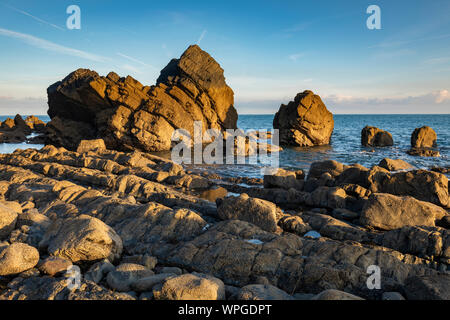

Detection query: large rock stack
xmin=45 ymin=45 xmax=238 ymax=152
xmin=273 ymin=90 xmax=334 ymax=147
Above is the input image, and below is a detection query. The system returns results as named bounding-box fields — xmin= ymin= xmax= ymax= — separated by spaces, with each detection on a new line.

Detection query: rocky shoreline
xmin=0 ymin=141 xmax=448 ymax=300
xmin=0 ymin=44 xmax=448 ymax=301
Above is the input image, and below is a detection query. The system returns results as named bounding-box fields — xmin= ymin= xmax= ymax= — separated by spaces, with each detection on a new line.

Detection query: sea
xmin=1 ymin=114 xmax=449 ymax=178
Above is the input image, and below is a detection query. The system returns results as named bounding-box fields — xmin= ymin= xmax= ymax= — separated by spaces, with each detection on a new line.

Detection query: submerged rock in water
xmin=45 ymin=45 xmax=238 ymax=152
xmin=273 ymin=90 xmax=334 ymax=147
xmin=361 ymin=126 xmax=394 ymax=147
xmin=407 ymin=147 xmax=440 ymax=157
xmin=411 ymin=126 xmax=437 ymax=148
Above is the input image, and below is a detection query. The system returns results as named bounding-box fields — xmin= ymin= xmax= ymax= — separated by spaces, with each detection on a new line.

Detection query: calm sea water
xmin=1 ymin=114 xmax=448 ymax=178
xmin=192 ymin=114 xmax=450 ymax=178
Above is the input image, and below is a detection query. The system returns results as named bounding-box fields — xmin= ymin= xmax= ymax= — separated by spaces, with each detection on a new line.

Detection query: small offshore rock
xmin=411 ymin=126 xmax=437 ymax=148
xmin=361 ymin=126 xmax=394 ymax=147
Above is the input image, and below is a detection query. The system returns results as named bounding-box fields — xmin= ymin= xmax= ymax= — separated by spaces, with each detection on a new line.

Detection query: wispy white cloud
xmin=324 ymin=90 xmax=450 ymax=106
xmin=284 ymin=22 xmax=310 ymax=33
xmin=197 ymin=30 xmax=207 ymax=45
xmin=289 ymin=53 xmax=305 ymax=62
xmin=0 ymin=28 xmax=108 ymax=62
xmin=3 ymin=3 xmax=65 ymax=31
xmin=424 ymin=57 xmax=450 ymax=65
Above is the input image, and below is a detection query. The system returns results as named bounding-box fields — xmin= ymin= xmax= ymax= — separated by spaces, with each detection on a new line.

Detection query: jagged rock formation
xmin=46 ymin=45 xmax=238 ymax=152
xmin=0 ymin=115 xmax=45 ymax=144
xmin=273 ymin=90 xmax=334 ymax=147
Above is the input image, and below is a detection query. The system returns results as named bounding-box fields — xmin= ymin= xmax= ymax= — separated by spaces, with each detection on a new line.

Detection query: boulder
xmin=311 ymin=289 xmax=364 ymax=300
xmin=216 ymin=194 xmax=278 ymax=232
xmin=360 ymin=193 xmax=448 ymax=230
xmin=39 ymin=214 xmax=123 ymax=263
xmin=264 ymin=168 xmax=304 ymax=190
xmin=278 ymin=215 xmax=311 ymax=235
xmin=199 ymin=186 xmax=228 ymax=202
xmin=46 ymin=45 xmax=238 ymax=152
xmin=308 ymin=160 xmax=346 ymax=180
xmin=16 ymin=210 xmax=51 ymax=230
xmin=85 ymin=259 xmax=115 ymax=283
xmin=378 ymin=170 xmax=449 ymax=208
xmin=304 ymin=186 xmax=347 ymax=209
xmin=38 ymin=256 xmax=72 ymax=276
xmin=361 ymin=126 xmax=393 ymax=147
xmin=24 ymin=115 xmax=46 ymax=132
xmin=0 ymin=243 xmax=39 ymax=276
xmin=76 ymin=139 xmax=107 ymax=153
xmin=237 ymin=284 xmax=293 ymax=300
xmin=273 ymin=90 xmax=334 ymax=147
xmin=153 ymin=272 xmax=225 ymax=300
xmin=106 ymin=263 xmax=155 ymax=292
xmin=378 ymin=158 xmax=413 ymax=171
xmin=376 ymin=226 xmax=450 ymax=262
xmin=0 ymin=202 xmax=18 ymax=239
xmin=381 ymin=292 xmax=405 ymax=300
xmin=132 ymin=273 xmax=177 ymax=292
xmin=0 ymin=277 xmax=134 ymax=300
xmin=411 ymin=126 xmax=437 ymax=148
xmin=404 ymin=274 xmax=450 ymax=300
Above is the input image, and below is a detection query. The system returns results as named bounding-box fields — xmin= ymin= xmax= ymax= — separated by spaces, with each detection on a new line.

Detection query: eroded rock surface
xmin=0 ymin=147 xmax=448 ymax=300
xmin=273 ymin=91 xmax=334 ymax=147
xmin=361 ymin=126 xmax=394 ymax=147
xmin=46 ymin=45 xmax=238 ymax=152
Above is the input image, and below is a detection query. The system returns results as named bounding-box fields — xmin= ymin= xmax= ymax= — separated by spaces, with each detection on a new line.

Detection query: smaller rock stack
xmin=0 ymin=114 xmax=46 ymax=144
xmin=407 ymin=126 xmax=440 ymax=157
xmin=273 ymin=90 xmax=334 ymax=147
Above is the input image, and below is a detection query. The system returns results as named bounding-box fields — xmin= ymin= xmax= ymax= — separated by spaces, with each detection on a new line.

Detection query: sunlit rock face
xmin=273 ymin=90 xmax=334 ymax=147
xmin=46 ymin=45 xmax=238 ymax=152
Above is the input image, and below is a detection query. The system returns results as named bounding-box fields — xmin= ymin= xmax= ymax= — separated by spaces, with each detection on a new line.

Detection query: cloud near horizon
xmin=236 ymin=90 xmax=450 ymax=114
xmin=1 ymin=89 xmax=448 ymax=116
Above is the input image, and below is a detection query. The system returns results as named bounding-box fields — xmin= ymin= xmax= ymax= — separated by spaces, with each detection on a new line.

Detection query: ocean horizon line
xmin=1 ymin=113 xmax=450 ymax=117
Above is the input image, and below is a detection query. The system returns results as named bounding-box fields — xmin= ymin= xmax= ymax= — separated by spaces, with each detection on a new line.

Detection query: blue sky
xmin=0 ymin=0 xmax=449 ymax=115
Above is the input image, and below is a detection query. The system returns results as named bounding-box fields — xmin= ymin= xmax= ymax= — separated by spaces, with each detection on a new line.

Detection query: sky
xmin=0 ymin=0 xmax=449 ymax=115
